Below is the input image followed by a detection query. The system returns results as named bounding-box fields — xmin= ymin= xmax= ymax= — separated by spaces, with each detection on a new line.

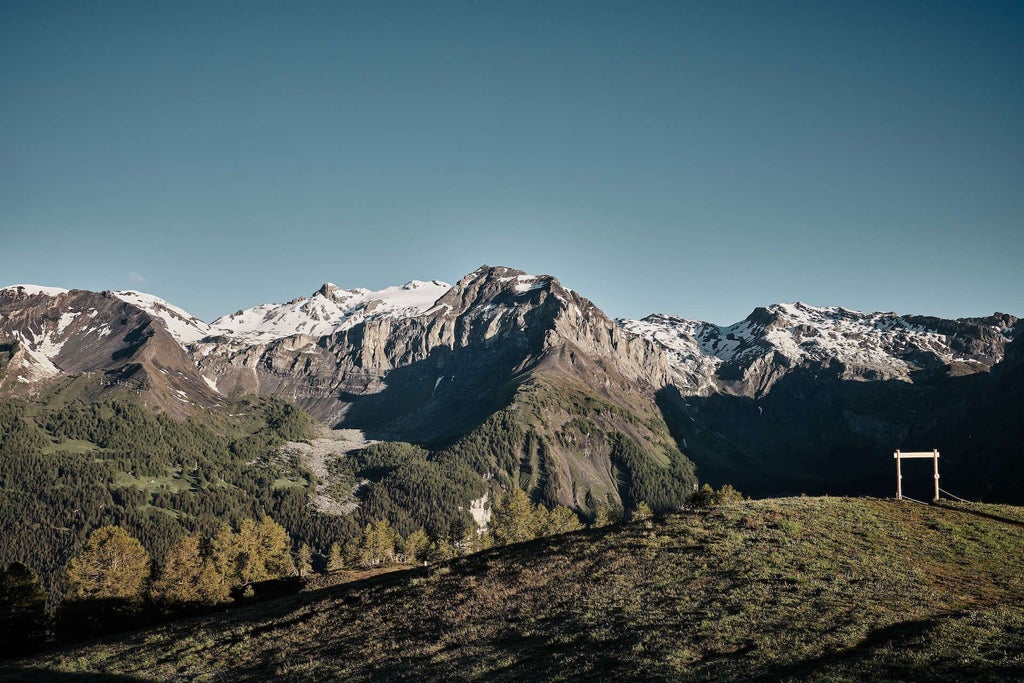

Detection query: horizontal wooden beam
xmin=893 ymin=451 xmax=939 ymax=459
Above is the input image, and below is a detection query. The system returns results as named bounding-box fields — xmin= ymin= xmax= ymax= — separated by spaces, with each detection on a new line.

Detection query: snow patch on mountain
xmin=208 ymin=280 xmax=452 ymax=343
xmin=616 ymin=316 xmax=721 ymax=393
xmin=620 ymin=302 xmax=1017 ymax=394
xmin=201 ymin=375 xmax=221 ymax=394
xmin=1 ymin=284 xmax=70 ymax=298
xmin=498 ymin=273 xmax=548 ymax=294
xmin=16 ymin=345 xmax=62 ymax=382
xmin=112 ymin=290 xmax=212 ymax=344
xmin=7 ymin=327 xmax=65 ymax=382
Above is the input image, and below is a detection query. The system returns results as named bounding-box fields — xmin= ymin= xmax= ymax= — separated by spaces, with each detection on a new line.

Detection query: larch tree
xmin=295 ymin=544 xmax=313 ymax=578
xmin=66 ymin=526 xmax=151 ymax=603
xmin=591 ymin=503 xmax=622 ymax=528
xmin=544 ymin=505 xmax=584 ymax=535
xmin=427 ymin=538 xmax=456 ymax=563
xmin=403 ymin=529 xmax=431 ymax=564
xmin=210 ymin=523 xmax=242 ymax=587
xmin=358 ymin=519 xmax=398 ymax=567
xmin=632 ymin=502 xmax=654 ymax=522
xmin=491 ymin=487 xmax=539 ymax=545
xmin=211 ymin=517 xmax=295 ymax=587
xmin=255 ymin=517 xmax=295 ymax=579
xmin=151 ymin=534 xmax=229 ymax=607
xmin=326 ymin=542 xmax=344 ymax=573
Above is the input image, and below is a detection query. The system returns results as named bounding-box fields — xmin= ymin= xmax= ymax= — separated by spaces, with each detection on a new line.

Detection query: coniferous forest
xmin=3 ymin=393 xmax=686 ymax=655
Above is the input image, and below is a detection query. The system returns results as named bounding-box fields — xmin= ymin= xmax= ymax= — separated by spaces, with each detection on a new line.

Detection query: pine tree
xmin=0 ymin=562 xmax=48 ymax=657
xmin=66 ymin=526 xmax=151 ymax=603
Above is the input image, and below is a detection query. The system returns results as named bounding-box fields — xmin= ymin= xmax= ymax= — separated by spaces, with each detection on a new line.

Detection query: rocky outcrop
xmin=192 ymin=266 xmax=669 ymax=437
xmin=0 ymin=287 xmax=218 ymax=419
xmin=621 ymin=303 xmax=1018 ymax=399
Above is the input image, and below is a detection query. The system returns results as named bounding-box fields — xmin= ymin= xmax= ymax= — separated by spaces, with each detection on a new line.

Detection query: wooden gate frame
xmin=894 ymin=449 xmax=940 ymax=501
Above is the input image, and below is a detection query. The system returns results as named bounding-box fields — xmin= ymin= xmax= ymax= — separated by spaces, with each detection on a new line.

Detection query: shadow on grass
xmin=0 ymin=668 xmax=145 ymax=682
xmin=933 ymin=501 xmax=1024 ymax=529
xmin=748 ymin=613 xmax=1024 ymax=683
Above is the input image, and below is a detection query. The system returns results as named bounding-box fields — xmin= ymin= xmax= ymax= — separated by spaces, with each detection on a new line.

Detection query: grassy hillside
xmin=5 ymin=497 xmax=1023 ymax=681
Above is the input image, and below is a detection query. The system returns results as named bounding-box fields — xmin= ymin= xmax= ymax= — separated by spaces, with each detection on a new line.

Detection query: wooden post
xmin=895 ymin=450 xmax=902 ymax=500
xmin=892 ymin=449 xmax=940 ymax=501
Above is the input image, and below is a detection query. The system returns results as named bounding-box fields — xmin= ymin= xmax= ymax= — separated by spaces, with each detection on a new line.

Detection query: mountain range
xmin=1 ymin=265 xmax=1020 ymax=505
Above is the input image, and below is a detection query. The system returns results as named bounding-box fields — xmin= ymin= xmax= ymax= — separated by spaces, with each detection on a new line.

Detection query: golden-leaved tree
xmin=352 ymin=519 xmax=399 ymax=567
xmin=66 ymin=526 xmax=151 ymax=603
xmin=151 ymin=534 xmax=230 ymax=607
xmin=491 ymin=487 xmax=539 ymax=545
xmin=212 ymin=517 xmax=295 ymax=587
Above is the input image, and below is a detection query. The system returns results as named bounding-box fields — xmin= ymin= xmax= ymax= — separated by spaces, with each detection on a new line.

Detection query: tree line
xmin=1 ymin=478 xmax=744 ymax=658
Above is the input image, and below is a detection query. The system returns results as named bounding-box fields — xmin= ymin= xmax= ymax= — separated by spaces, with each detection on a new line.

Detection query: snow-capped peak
xmin=208 ymin=280 xmax=453 ymax=343
xmin=1 ymin=284 xmax=70 ymax=297
xmin=620 ymin=303 xmax=1017 ymax=395
xmin=111 ymin=290 xmax=212 ymax=344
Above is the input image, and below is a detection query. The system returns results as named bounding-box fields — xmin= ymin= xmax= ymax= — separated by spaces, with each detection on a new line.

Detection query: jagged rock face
xmin=621 ymin=303 xmax=1018 ymax=398
xmin=182 ymin=266 xmax=685 ymax=509
xmin=4 ymin=271 xmax=1019 ymax=503
xmin=0 ymin=270 xmax=683 ymax=511
xmin=633 ymin=306 xmax=1022 ymax=500
xmin=193 ymin=266 xmax=668 ymax=437
xmin=0 ymin=287 xmax=217 ymax=419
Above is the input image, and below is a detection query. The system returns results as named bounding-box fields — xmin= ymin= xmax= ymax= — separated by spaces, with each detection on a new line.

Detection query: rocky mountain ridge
xmin=2 ymin=269 xmax=1020 ymax=502
xmin=181 ymin=266 xmax=669 ymax=428
xmin=6 ymin=279 xmax=1015 ymax=407
xmin=1 ymin=266 xmax=673 ymax=432
xmin=206 ymin=279 xmax=453 ymax=344
xmin=0 ymin=286 xmax=217 ymax=419
xmin=0 ymin=267 xmax=685 ymax=512
xmin=620 ymin=303 xmax=1016 ymax=398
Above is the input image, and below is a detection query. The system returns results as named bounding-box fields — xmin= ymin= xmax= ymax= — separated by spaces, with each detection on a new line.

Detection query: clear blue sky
xmin=2 ymin=1 xmax=1021 ymax=324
